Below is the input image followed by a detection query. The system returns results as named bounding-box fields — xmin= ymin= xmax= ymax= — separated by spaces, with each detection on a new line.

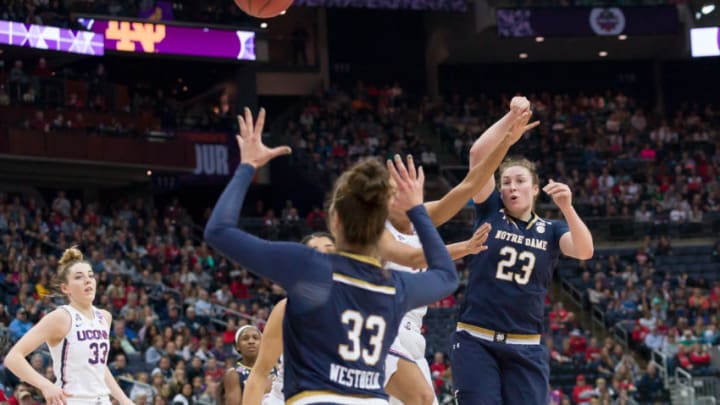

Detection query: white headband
xmin=234 ymin=324 xmax=261 ymax=345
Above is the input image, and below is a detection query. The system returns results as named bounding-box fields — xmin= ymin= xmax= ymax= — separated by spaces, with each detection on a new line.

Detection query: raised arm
xmin=468 ymin=97 xmax=531 ymax=203
xmin=377 ymin=223 xmax=491 ymax=269
xmin=386 ymin=156 xmax=457 ymax=311
xmin=426 ymin=110 xmax=538 ymax=226
xmin=203 ymin=109 xmax=333 ymax=308
xmin=242 ymin=299 xmax=285 ymax=405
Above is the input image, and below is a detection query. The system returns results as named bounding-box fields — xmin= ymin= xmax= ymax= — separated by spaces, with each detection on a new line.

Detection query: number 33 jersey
xmin=459 ymin=190 xmax=569 ymax=335
xmin=50 ymin=305 xmax=111 ymax=398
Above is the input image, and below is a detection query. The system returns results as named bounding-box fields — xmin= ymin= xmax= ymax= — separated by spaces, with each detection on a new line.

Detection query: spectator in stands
xmin=635 ymin=362 xmax=664 ymax=403
xmin=145 ymin=335 xmax=165 ymax=367
xmin=7 ymin=308 xmax=32 ymax=341
xmin=430 ymin=352 xmax=447 ymax=394
xmin=572 ymin=374 xmax=594 ymax=405
xmin=110 ymin=353 xmax=133 ymax=380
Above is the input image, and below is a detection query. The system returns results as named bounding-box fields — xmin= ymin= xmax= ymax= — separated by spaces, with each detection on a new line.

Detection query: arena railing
xmin=651 ymin=349 xmax=670 ymax=388
xmin=675 ymin=367 xmax=697 ymax=405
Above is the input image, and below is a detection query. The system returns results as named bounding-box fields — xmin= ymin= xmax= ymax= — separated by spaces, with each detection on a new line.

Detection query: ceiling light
xmin=535 ymin=36 xmax=545 ymax=43
xmin=598 ymin=51 xmax=608 ymax=57
xmin=701 ymin=4 xmax=715 ymax=14
xmin=260 ymin=22 xmax=268 ymax=29
xmin=280 ymin=10 xmax=287 ymax=15
xmin=618 ymin=34 xmax=627 ymax=40
xmin=519 ymin=53 xmax=528 ymax=59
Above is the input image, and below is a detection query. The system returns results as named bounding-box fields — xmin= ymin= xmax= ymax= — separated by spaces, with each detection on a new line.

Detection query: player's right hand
xmin=509 ymin=96 xmax=530 ymax=116
xmin=236 ymin=107 xmax=291 ymax=169
xmin=507 ymin=110 xmax=540 ymax=144
xmin=387 ymin=154 xmax=424 ymax=212
xmin=464 ymin=223 xmax=492 ymax=254
xmin=41 ymin=382 xmax=72 ymax=405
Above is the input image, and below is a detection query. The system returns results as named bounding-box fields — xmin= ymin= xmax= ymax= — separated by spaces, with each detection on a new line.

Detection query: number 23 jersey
xmin=459 ymin=190 xmax=569 ymax=335
xmin=50 ymin=305 xmax=111 ymax=398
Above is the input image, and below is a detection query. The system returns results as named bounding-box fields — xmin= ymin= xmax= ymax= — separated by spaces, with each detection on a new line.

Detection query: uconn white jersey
xmin=50 ymin=305 xmax=111 ymax=399
xmin=384 ymin=221 xmax=427 ymax=330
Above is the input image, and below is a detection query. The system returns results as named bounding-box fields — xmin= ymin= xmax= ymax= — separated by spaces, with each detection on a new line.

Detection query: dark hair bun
xmin=346 ymin=159 xmax=391 ymax=206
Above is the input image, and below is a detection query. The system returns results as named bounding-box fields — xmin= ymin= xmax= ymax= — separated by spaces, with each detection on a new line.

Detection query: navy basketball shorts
xmin=449 ymin=330 xmax=550 ymax=405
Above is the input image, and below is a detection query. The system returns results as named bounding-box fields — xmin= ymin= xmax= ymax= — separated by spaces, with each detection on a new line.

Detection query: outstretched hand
xmin=463 ymin=223 xmax=492 ymax=255
xmin=387 ymin=154 xmax=425 ymax=212
xmin=507 ymin=110 xmax=540 ymax=144
xmin=236 ymin=107 xmax=291 ymax=169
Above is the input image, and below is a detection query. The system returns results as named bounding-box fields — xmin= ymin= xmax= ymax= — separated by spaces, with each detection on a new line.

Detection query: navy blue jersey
xmin=204 ymin=164 xmax=457 ymax=404
xmin=282 ymin=253 xmax=408 ymax=401
xmin=234 ymin=361 xmax=252 ymax=392
xmin=458 ymin=190 xmax=569 ymax=335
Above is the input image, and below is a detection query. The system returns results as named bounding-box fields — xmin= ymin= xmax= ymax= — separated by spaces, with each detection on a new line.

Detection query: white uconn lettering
xmin=76 ymin=329 xmax=109 ymax=341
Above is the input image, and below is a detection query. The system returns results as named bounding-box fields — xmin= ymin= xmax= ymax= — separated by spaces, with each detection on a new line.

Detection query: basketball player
xmin=241 ymin=109 xmax=539 ymax=405
xmin=378 ymin=111 xmax=539 ymax=405
xmin=205 ymin=107 xmax=456 ymax=404
xmin=242 ymin=233 xmax=337 ymax=405
xmin=3 ymin=247 xmax=134 ymax=405
xmin=450 ymin=97 xmax=594 ymax=404
xmin=217 ymin=325 xmax=263 ymax=405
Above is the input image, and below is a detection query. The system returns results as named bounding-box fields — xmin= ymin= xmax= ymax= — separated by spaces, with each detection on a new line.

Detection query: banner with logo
xmin=691 ymin=27 xmax=720 ymax=57
xmin=497 ymin=6 xmax=679 ymax=38
xmin=0 ymin=19 xmax=103 ymax=55
xmin=77 ymin=17 xmax=255 ymax=60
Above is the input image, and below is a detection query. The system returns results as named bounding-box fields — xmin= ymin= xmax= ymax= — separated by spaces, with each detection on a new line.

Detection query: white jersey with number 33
xmin=50 ymin=305 xmax=111 ymax=399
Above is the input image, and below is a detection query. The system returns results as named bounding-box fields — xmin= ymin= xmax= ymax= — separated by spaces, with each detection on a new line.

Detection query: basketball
xmin=234 ymin=0 xmax=294 ymax=18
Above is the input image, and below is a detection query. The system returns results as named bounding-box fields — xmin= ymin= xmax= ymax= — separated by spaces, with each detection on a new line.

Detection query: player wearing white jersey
xmin=4 ymin=247 xmax=133 ymax=405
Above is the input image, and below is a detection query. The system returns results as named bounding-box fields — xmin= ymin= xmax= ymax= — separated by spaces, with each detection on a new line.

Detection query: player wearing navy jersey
xmin=205 ymin=108 xmax=457 ymax=405
xmin=243 ymin=233 xmax=337 ymax=405
xmin=450 ymin=97 xmax=594 ymax=404
xmin=218 ymin=325 xmax=263 ymax=405
xmin=377 ymin=111 xmax=538 ymax=405
xmin=4 ymin=247 xmax=133 ymax=405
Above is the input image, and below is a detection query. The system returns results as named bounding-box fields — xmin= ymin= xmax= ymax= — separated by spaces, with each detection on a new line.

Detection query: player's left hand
xmin=464 ymin=223 xmax=492 ymax=254
xmin=237 ymin=107 xmax=291 ymax=169
xmin=543 ymin=179 xmax=572 ymax=210
xmin=387 ymin=154 xmax=424 ymax=212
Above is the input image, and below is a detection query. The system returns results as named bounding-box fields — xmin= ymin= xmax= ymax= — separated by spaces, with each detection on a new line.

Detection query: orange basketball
xmin=234 ymin=0 xmax=294 ymax=18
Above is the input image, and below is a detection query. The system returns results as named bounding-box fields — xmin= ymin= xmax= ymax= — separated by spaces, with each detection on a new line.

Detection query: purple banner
xmin=0 ymin=20 xmax=104 ymax=56
xmin=497 ymin=6 xmax=679 ymax=37
xmin=295 ymin=0 xmax=466 ymax=12
xmin=78 ymin=18 xmax=255 ymax=60
xmin=138 ymin=1 xmax=174 ymax=21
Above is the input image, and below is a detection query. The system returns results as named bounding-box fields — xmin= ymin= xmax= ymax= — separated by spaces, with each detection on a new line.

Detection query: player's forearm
xmin=3 ymin=351 xmax=54 ymax=392
xmin=469 ymin=111 xmax=518 ymax=166
xmin=242 ymin=373 xmax=267 ymax=405
xmin=401 ymin=241 xmax=469 ymax=269
xmin=205 ymin=164 xmax=254 ymax=240
xmin=427 ymin=135 xmax=514 ymax=226
xmin=204 ymin=164 xmax=332 ymax=302
xmin=560 ymin=205 xmax=594 ymax=260
xmin=404 ymin=205 xmax=457 ymax=308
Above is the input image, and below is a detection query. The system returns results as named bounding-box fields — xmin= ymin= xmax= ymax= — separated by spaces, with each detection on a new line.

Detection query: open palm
xmin=237 ymin=107 xmax=291 ymax=169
